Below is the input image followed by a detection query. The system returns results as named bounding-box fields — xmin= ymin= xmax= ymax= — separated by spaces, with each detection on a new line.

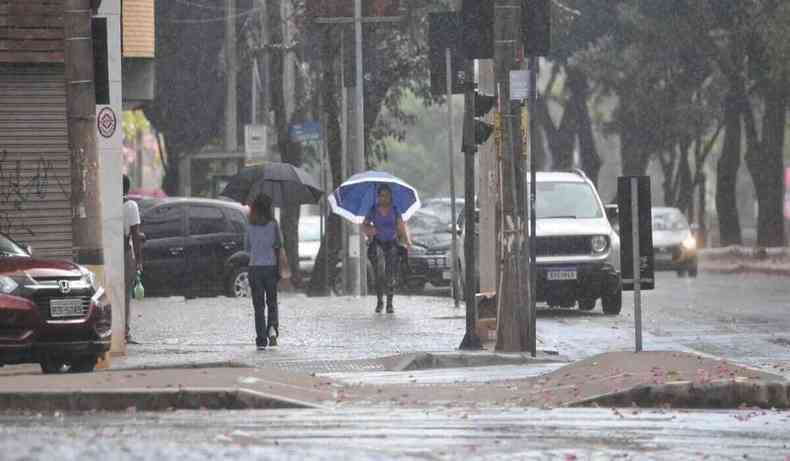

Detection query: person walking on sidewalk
xmin=245 ymin=194 xmax=285 ymax=349
xmin=363 ymin=184 xmax=412 ymax=314
xmin=123 ymin=175 xmax=143 ymax=344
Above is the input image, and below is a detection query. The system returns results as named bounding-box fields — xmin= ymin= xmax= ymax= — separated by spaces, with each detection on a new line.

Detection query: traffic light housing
xmin=475 ymin=120 xmax=494 ymax=145
xmin=460 ymin=0 xmax=494 ymax=59
xmin=463 ymin=91 xmax=496 ymax=150
xmin=523 ymin=0 xmax=551 ymax=56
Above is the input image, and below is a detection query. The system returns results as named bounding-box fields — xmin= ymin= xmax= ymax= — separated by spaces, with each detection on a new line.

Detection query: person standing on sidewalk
xmin=245 ymin=194 xmax=284 ymax=349
xmin=363 ymin=184 xmax=412 ymax=314
xmin=123 ymin=175 xmax=143 ymax=344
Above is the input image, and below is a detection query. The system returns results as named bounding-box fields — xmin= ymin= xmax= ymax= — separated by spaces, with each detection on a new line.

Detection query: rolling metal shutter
xmin=0 ymin=64 xmax=72 ymax=260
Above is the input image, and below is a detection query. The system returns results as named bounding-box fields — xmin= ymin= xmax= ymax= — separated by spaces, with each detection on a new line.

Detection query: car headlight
xmin=0 ymin=276 xmax=18 ymax=294
xmin=591 ymin=235 xmax=608 ymax=253
xmin=682 ymin=235 xmax=697 ymax=250
xmin=79 ymin=266 xmax=98 ymax=290
xmin=410 ymin=246 xmax=427 ymax=256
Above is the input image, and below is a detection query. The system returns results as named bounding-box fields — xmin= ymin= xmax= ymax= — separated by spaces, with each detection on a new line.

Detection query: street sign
xmin=618 ymin=175 xmax=654 ymax=353
xmin=510 ymin=70 xmax=529 ymax=101
xmin=288 ymin=121 xmax=321 ymax=143
xmin=244 ymin=124 xmax=268 ymax=157
xmin=618 ymin=176 xmax=655 ymax=291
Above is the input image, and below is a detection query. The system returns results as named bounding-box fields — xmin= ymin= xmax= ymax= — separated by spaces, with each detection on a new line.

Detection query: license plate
xmin=50 ymin=298 xmax=84 ymax=318
xmin=442 ymin=270 xmax=452 ymax=280
xmin=547 ymin=268 xmax=577 ymax=281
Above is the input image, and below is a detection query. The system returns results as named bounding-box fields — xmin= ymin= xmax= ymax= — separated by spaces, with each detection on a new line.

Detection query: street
xmin=0 ymin=407 xmax=788 ymax=460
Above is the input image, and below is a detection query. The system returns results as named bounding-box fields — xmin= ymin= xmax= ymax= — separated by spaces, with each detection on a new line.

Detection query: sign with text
xmin=288 ymin=121 xmax=321 ymax=143
xmin=618 ymin=176 xmax=654 ymax=291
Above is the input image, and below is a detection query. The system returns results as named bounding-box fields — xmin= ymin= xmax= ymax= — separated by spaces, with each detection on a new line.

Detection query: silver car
xmin=458 ymin=171 xmax=622 ymax=314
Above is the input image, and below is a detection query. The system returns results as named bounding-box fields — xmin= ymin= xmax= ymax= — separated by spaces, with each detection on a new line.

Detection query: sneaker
xmin=386 ymin=303 xmax=394 ymax=314
xmin=256 ymin=337 xmax=267 ymax=350
xmin=375 ymin=301 xmax=384 ymax=313
xmin=268 ymin=326 xmax=278 ymax=347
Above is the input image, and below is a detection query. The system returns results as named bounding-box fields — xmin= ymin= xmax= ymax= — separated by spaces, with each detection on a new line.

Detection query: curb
xmin=569 ymin=378 xmax=790 ymax=409
xmin=700 ymin=263 xmax=790 ymax=277
xmin=0 ymin=387 xmax=324 ymax=413
xmin=391 ymin=351 xmax=563 ymax=372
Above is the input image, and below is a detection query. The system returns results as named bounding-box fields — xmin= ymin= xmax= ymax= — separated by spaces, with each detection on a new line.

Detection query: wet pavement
xmin=116 ymin=271 xmax=790 ymax=381
xmin=4 ymin=270 xmax=790 ymax=459
xmin=0 ymin=407 xmax=788 ymax=460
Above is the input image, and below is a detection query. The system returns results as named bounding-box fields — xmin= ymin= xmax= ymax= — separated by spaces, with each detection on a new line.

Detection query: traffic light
xmin=475 ymin=120 xmax=494 ymax=145
xmin=522 ymin=0 xmax=551 ymax=56
xmin=460 ymin=0 xmax=494 ymax=59
xmin=463 ymin=91 xmax=496 ymax=150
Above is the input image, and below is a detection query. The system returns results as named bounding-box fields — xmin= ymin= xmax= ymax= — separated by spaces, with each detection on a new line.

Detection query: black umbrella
xmin=219 ymin=163 xmax=323 ymax=207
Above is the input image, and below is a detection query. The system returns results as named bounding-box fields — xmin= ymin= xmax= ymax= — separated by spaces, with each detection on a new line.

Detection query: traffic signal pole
xmin=459 ymin=59 xmax=482 ymax=350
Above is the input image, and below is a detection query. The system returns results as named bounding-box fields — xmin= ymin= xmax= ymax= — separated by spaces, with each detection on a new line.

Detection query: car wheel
xmin=40 ymin=357 xmax=68 ymax=374
xmin=227 ymin=266 xmax=250 ymax=298
xmin=602 ymin=287 xmax=622 ymax=315
xmin=578 ymin=298 xmax=596 ymax=311
xmin=69 ymin=355 xmax=98 ymax=373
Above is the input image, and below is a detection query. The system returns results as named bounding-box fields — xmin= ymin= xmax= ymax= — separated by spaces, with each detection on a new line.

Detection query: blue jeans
xmin=249 ymin=265 xmax=278 ymax=344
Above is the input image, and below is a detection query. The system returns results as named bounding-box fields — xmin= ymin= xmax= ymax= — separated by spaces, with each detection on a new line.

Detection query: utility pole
xmin=493 ymin=0 xmax=528 ymax=352
xmin=353 ymin=0 xmax=367 ymax=296
xmin=64 ymin=0 xmax=105 ymax=280
xmin=225 ymin=0 xmax=238 ymax=152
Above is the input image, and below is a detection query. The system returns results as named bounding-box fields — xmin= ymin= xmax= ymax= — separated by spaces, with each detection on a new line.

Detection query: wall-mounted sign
xmin=97 ymin=107 xmax=117 ymax=138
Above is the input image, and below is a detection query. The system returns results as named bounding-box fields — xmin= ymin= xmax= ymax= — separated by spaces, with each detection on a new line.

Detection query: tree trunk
xmin=715 ymin=91 xmax=743 ymax=246
xmin=620 ymin=123 xmax=649 ymax=177
xmin=566 ymin=68 xmax=601 ymax=184
xmin=308 ymin=25 xmax=345 ymax=297
xmin=744 ymin=82 xmax=787 ymax=247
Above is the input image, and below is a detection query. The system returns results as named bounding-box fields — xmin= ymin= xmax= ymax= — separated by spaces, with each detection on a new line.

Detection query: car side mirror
xmin=605 ymin=204 xmax=619 ymax=223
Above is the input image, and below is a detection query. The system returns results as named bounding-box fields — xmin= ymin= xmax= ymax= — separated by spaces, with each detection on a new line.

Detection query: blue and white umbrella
xmin=328 ymin=171 xmax=421 ymax=224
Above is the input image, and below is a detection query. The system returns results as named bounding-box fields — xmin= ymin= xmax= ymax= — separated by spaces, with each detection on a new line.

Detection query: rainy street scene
xmin=2 ymin=1 xmax=790 ymax=460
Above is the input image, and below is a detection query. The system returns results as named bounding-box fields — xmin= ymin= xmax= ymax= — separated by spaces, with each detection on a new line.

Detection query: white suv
xmin=458 ymin=171 xmax=622 ymax=314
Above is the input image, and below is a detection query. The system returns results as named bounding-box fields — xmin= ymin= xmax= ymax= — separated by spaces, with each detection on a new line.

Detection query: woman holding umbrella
xmin=245 ymin=194 xmax=285 ymax=350
xmin=363 ymin=184 xmax=412 ymax=314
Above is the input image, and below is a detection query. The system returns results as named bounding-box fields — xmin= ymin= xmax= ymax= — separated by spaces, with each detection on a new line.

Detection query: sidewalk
xmin=0 ymin=293 xmax=787 ymax=411
xmin=699 ymin=246 xmax=790 ymax=276
xmin=0 ymin=350 xmax=784 ymax=411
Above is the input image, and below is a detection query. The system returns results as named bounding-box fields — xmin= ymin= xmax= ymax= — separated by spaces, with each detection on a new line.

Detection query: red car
xmin=0 ymin=233 xmax=111 ymax=373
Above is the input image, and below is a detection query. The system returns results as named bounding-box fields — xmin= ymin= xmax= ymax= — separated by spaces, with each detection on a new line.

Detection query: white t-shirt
xmin=123 ymin=199 xmax=141 ymax=241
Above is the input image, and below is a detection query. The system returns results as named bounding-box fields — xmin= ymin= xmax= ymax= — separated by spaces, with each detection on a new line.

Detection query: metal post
xmin=528 ymin=56 xmax=538 ymax=357
xmin=354 ymin=0 xmax=366 ymax=297
xmin=460 ymin=60 xmax=481 ymax=350
xmin=631 ymin=177 xmax=643 ymax=352
xmin=225 ymin=0 xmax=238 ymax=152
xmin=447 ymin=48 xmax=460 ymax=308
xmin=340 ymin=30 xmax=350 ymax=295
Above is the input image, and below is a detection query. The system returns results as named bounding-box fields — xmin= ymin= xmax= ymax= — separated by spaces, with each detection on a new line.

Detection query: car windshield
xmin=0 ymin=234 xmax=28 ymax=257
xmin=410 ymin=212 xmax=445 ymax=236
xmin=535 ymin=182 xmax=603 ymax=219
xmin=422 ymin=200 xmax=462 ymax=224
xmin=652 ymin=209 xmax=689 ymax=231
xmin=299 ymin=221 xmax=321 ymax=242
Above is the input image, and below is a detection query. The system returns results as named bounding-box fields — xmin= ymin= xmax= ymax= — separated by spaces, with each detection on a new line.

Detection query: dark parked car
xmin=405 ymin=210 xmax=453 ymax=290
xmin=0 ymin=233 xmax=111 ymax=374
xmin=140 ymin=198 xmax=250 ymax=298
